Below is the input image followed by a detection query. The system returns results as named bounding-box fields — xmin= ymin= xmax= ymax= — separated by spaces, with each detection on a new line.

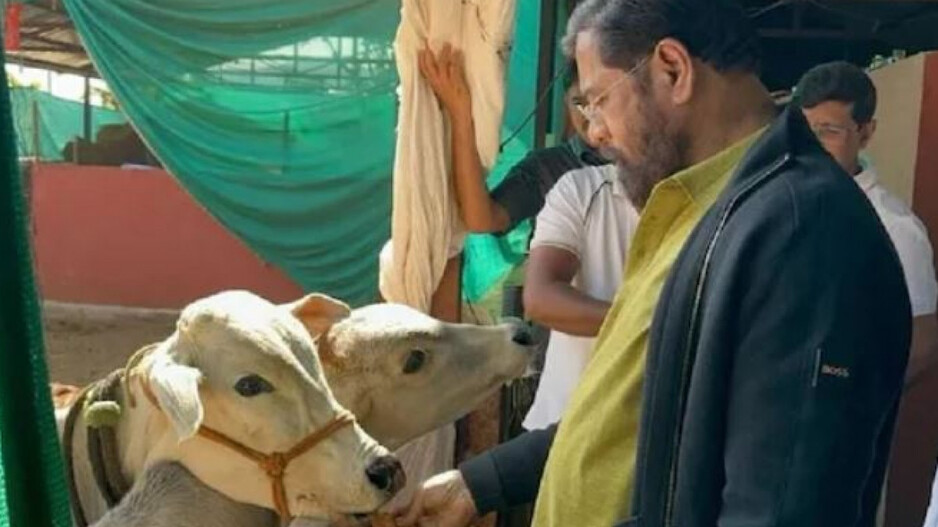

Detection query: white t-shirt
xmin=522 ymin=164 xmax=638 ymax=430
xmin=855 ymin=167 xmax=938 ymax=317
xmin=925 ymin=467 xmax=938 ymax=527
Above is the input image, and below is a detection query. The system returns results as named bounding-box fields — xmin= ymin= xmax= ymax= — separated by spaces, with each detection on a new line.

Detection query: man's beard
xmin=610 ymin=91 xmax=689 ymax=210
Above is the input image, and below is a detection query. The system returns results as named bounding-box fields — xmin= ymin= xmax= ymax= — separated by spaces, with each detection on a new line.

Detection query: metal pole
xmin=294 ymin=43 xmax=299 ymax=75
xmin=549 ymin=0 xmax=573 ymax=144
xmin=533 ymin=0 xmax=559 ymax=150
xmin=30 ymin=99 xmax=40 ymax=161
xmin=83 ymin=76 xmax=92 ymax=141
xmin=282 ymin=110 xmax=291 ymax=175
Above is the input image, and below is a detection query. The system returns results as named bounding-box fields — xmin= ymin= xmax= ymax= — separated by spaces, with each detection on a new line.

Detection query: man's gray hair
xmin=562 ymin=0 xmax=761 ymax=74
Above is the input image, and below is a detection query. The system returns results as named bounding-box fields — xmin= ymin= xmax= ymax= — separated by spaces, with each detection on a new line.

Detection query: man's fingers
xmin=439 ymin=48 xmax=465 ymax=89
xmin=451 ymin=49 xmax=464 ymax=67
xmin=447 ymin=58 xmax=463 ymax=85
xmin=440 ymin=43 xmax=452 ymax=64
xmin=427 ymin=50 xmax=441 ymax=78
xmin=419 ymin=50 xmax=443 ymax=92
xmin=451 ymin=49 xmax=466 ymax=78
xmin=396 ymin=491 xmax=427 ymax=527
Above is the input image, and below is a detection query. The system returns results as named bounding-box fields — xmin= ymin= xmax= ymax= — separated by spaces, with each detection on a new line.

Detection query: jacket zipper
xmin=663 ymin=153 xmax=791 ymax=525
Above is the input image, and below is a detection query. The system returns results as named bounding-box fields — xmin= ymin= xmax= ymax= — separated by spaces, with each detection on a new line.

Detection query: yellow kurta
xmin=532 ymin=131 xmax=762 ymax=527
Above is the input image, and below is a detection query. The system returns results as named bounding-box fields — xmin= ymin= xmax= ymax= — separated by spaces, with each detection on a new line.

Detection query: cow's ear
xmin=148 ymin=353 xmax=204 ymax=441
xmin=284 ymin=294 xmax=351 ymax=337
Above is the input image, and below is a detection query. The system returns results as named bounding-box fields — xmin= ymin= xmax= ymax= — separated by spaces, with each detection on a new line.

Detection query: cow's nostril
xmin=511 ymin=325 xmax=534 ymax=346
xmin=366 ymin=455 xmax=405 ymax=494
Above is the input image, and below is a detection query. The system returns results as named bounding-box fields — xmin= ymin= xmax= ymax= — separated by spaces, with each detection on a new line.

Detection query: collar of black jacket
xmin=727 ymin=105 xmax=830 ymax=188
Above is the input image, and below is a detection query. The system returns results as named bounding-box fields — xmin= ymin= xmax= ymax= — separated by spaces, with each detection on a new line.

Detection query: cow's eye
xmin=403 ymin=349 xmax=428 ymax=374
xmin=234 ymin=375 xmax=274 ymax=397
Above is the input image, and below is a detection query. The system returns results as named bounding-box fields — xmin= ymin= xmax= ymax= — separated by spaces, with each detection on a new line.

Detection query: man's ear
xmin=284 ymin=294 xmax=352 ymax=337
xmin=654 ymin=37 xmax=695 ymax=106
xmin=148 ymin=354 xmax=204 ymax=441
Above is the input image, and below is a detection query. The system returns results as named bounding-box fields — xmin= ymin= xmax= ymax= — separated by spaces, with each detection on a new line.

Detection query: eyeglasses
xmin=575 ymin=56 xmax=650 ymax=122
xmin=810 ymin=122 xmax=859 ymax=141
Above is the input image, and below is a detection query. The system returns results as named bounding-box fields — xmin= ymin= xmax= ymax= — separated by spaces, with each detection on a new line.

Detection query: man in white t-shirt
xmin=521 ymin=163 xmax=638 ymax=429
xmin=795 ymin=61 xmax=938 ymax=527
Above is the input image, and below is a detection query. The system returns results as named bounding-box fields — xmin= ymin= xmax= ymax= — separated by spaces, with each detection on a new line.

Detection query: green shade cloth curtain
xmin=0 ymin=49 xmax=73 ymax=527
xmin=61 ymin=0 xmax=401 ymax=305
xmin=60 ymin=0 xmax=540 ymax=306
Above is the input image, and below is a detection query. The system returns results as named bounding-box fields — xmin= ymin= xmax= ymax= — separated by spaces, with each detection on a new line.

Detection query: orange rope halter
xmin=137 ymin=373 xmax=355 ymax=524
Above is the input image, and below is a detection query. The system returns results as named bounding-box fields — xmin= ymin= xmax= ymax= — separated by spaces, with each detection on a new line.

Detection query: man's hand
xmin=393 ymin=470 xmax=478 ymax=527
xmin=418 ymin=44 xmax=472 ymax=120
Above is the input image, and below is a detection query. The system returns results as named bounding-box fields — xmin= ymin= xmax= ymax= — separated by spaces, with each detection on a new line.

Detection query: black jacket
xmin=460 ymin=108 xmax=911 ymax=527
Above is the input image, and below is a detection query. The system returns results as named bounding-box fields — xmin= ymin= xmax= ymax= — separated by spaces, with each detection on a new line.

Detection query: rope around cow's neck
xmin=134 ymin=361 xmax=356 ymax=525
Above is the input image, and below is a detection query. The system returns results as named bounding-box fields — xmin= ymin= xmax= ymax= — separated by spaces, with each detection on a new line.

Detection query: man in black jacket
xmin=395 ymin=1 xmax=912 ymax=526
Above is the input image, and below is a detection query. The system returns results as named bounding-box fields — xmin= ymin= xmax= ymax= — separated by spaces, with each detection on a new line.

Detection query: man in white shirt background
xmin=794 ymin=60 xmax=938 ymax=527
xmin=521 ymin=162 xmax=638 ymax=429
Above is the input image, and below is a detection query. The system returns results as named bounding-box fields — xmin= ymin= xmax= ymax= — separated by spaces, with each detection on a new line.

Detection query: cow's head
xmin=144 ymin=291 xmax=403 ymax=519
xmin=286 ymin=294 xmax=536 ymax=449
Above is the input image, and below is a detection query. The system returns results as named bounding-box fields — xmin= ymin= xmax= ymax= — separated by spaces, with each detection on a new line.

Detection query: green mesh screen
xmin=0 ymin=49 xmax=73 ymax=527
xmin=9 ymin=87 xmax=126 ymax=161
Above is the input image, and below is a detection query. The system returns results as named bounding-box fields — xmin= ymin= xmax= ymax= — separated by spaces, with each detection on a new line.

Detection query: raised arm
xmin=418 ymin=45 xmax=509 ymax=233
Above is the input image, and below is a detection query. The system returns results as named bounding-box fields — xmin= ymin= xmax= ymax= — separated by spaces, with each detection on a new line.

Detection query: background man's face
xmin=802 ymin=100 xmax=875 ymax=174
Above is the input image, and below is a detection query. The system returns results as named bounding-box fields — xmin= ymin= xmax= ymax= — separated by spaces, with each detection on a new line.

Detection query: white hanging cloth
xmin=378 ymin=0 xmax=515 ymax=312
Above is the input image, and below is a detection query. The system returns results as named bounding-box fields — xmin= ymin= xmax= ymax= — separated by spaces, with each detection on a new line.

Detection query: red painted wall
xmin=914 ymin=53 xmax=938 ymax=274
xmin=29 ymin=163 xmax=303 ymax=309
xmin=888 ymin=52 xmax=938 ymax=527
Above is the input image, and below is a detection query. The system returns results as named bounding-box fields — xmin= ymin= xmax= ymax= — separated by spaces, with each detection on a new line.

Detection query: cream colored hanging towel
xmin=378 ymin=0 xmax=515 ymax=312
